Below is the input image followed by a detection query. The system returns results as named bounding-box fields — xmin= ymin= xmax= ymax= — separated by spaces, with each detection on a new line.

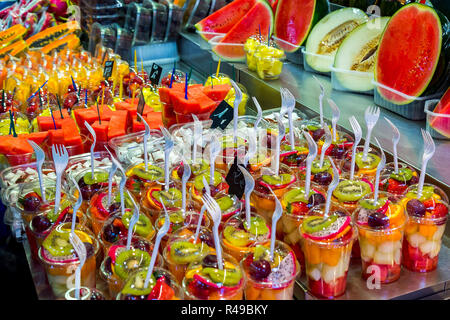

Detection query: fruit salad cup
xmin=244 ymin=35 xmax=264 ymax=71
xmin=299 ymin=119 xmax=331 ymax=142
xmin=250 ymin=164 xmax=297 ymax=223
xmin=379 ymin=163 xmax=419 ymax=195
xmin=98 ymin=210 xmax=155 ymax=254
xmin=253 ymin=42 xmax=285 ymax=80
xmin=278 ymin=183 xmax=326 ymax=270
xmin=64 ymin=287 xmax=107 ymax=300
xmin=38 ymin=223 xmax=100 ymax=298
xmin=221 ymin=211 xmax=271 ymax=262
xmin=99 ymin=236 xmax=164 ymax=298
xmin=241 ymin=241 xmax=300 ymax=300
xmin=205 ymin=135 xmax=246 ymax=174
xmin=297 ymin=157 xmax=343 ymax=191
xmin=0 ymin=161 xmax=55 ymax=188
xmin=140 ymin=183 xmax=183 ymax=223
xmin=170 ymin=159 xmax=210 ymax=190
xmin=354 ymin=192 xmax=407 ymax=283
xmin=401 ymin=184 xmax=449 ymax=272
xmin=331 ymin=175 xmax=374 ymax=214
xmin=125 ymin=162 xmax=165 ymax=200
xmin=163 ymin=226 xmax=215 ymax=283
xmin=70 ymin=168 xmax=110 ymax=213
xmin=300 ymin=212 xmax=356 ymax=299
xmin=182 ymin=252 xmax=245 ymax=300
xmin=117 ymin=267 xmax=183 ymax=300
xmin=342 ymin=146 xmax=382 ymax=178
xmin=190 ymin=171 xmax=229 ymax=211
xmin=320 ymin=131 xmax=354 ymax=162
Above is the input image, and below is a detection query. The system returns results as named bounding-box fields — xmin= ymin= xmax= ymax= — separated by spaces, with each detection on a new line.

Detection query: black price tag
xmin=149 ymin=63 xmax=163 ymax=87
xmin=225 ymin=157 xmax=246 ymax=200
xmin=136 ymin=90 xmax=145 ymax=121
xmin=209 ymin=100 xmax=233 ymax=130
xmin=103 ymin=60 xmax=114 ymax=79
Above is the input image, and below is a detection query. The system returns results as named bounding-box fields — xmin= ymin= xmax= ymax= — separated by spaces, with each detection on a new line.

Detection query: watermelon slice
xmin=172 ymin=93 xmax=201 ymax=115
xmin=92 ymin=121 xmax=110 ymax=141
xmin=108 ymin=114 xmax=127 ymax=139
xmin=203 ymin=84 xmax=231 ymax=102
xmin=37 ymin=116 xmax=57 ymax=131
xmin=274 ymin=0 xmax=328 ymax=52
xmin=48 ymin=129 xmax=65 ymax=145
xmin=195 ymin=0 xmax=257 ymax=41
xmin=22 ymin=132 xmax=49 ymax=145
xmin=146 ymin=112 xmax=163 ymax=129
xmin=60 ymin=118 xmax=82 ymax=146
xmin=73 ymin=109 xmax=100 ymax=130
xmin=375 ymin=3 xmax=443 ymax=105
xmin=92 ymin=104 xmax=115 ymax=121
xmin=212 ymin=0 xmax=274 ymax=62
xmin=10 ymin=139 xmax=33 ymax=155
xmin=429 ymin=87 xmax=450 ymax=138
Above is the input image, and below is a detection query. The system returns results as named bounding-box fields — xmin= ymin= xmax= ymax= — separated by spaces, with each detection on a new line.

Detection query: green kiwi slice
xmin=122 ymin=211 xmax=154 ymax=237
xmin=152 ymin=188 xmax=182 ymax=207
xmin=390 ymin=168 xmax=413 ymax=182
xmin=114 ymin=249 xmax=151 ymax=280
xmin=33 ymin=187 xmax=56 ymax=201
xmin=302 ymin=215 xmax=337 ymax=234
xmin=262 ymin=173 xmax=293 ymax=187
xmin=216 ymin=195 xmax=234 ymax=211
xmin=311 ymin=159 xmax=331 ymax=174
xmin=132 ymin=165 xmax=164 ymax=181
xmin=194 ymin=171 xmax=222 ymax=190
xmin=283 ymin=188 xmax=313 ymax=204
xmin=223 ymin=225 xmax=251 ymax=247
xmin=359 ymin=197 xmax=388 ymax=210
xmin=114 ymin=192 xmax=134 ymax=208
xmin=170 ymin=241 xmax=206 ymax=264
xmin=42 ymin=229 xmax=73 ymax=256
xmin=355 ymin=152 xmax=381 ymax=170
xmin=253 ymin=245 xmax=281 ymax=268
xmin=406 ymin=185 xmax=435 ymax=201
xmin=203 ymin=267 xmax=242 ymax=286
xmin=121 ymin=269 xmax=155 ymax=296
xmin=83 ymin=171 xmax=108 ymax=185
xmin=333 ymin=180 xmax=371 ymax=202
xmin=243 ymin=216 xmax=269 ymax=236
xmin=191 ymin=160 xmax=209 ymax=176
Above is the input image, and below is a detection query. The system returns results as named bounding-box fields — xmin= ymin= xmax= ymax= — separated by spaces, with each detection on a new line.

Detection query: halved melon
xmin=333 ymin=16 xmax=390 ymax=92
xmin=429 ymin=87 xmax=450 ymax=138
xmin=374 ymin=3 xmax=443 ymax=105
xmin=305 ymin=7 xmax=369 ymax=73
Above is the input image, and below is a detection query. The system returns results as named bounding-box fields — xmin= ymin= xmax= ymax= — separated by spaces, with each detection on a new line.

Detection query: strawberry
xmin=288 ymin=201 xmax=309 ymax=215
xmin=147 ymin=276 xmax=175 ymax=300
xmin=431 ymin=203 xmax=448 ymax=219
xmin=423 ymin=198 xmax=436 ymax=211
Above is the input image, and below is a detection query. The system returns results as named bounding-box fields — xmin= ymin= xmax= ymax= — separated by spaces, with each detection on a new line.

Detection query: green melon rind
xmin=374 ymin=3 xmax=443 ymax=105
xmin=212 ymin=0 xmax=274 ymax=62
xmin=333 ymin=16 xmax=390 ymax=92
xmin=305 ymin=7 xmax=369 ymax=73
xmin=273 ymin=0 xmax=328 ymax=53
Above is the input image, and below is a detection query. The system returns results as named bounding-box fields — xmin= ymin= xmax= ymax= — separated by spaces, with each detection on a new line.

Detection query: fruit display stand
xmin=177 ymin=31 xmax=450 ymax=300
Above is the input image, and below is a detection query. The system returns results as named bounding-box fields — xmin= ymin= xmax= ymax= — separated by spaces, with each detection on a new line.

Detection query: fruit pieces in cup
xmin=354 ymin=192 xmax=407 ymax=284
xmin=253 ymin=42 xmax=285 ymax=80
xmin=296 ymin=157 xmax=343 ymax=190
xmin=342 ymin=146 xmax=382 ymax=178
xmin=38 ymin=223 xmax=100 ymax=299
xmin=99 ymin=236 xmax=164 ymax=299
xmin=320 ymin=130 xmax=354 ymax=162
xmin=70 ymin=168 xmax=110 ymax=212
xmin=244 ymin=35 xmax=264 ymax=71
xmin=171 ymin=159 xmax=210 ymax=190
xmin=221 ymin=212 xmax=271 ymax=262
xmin=117 ymin=267 xmax=183 ymax=300
xmin=190 ymin=170 xmax=229 ymax=210
xmin=182 ymin=252 xmax=244 ymax=300
xmin=140 ymin=184 xmax=183 ymax=222
xmin=65 ymin=287 xmax=107 ymax=300
xmin=401 ymin=184 xmax=448 ymax=273
xmin=163 ymin=226 xmax=215 ymax=283
xmin=300 ymin=211 xmax=356 ymax=299
xmin=332 ymin=175 xmax=374 ymax=214
xmin=241 ymin=241 xmax=300 ymax=300
xmin=379 ymin=163 xmax=419 ymax=195
xmin=125 ymin=162 xmax=164 ymax=199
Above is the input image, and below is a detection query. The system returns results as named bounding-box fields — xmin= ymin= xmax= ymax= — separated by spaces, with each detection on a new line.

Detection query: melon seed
xmin=318 ymin=20 xmax=360 ymax=55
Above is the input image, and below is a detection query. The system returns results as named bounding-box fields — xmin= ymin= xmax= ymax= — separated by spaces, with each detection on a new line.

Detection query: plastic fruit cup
xmin=331 ymin=174 xmax=375 ymax=215
xmin=241 ymin=241 xmax=300 ymax=300
xmin=244 ymin=36 xmax=262 ymax=71
xmin=140 ymin=183 xmax=183 ymax=223
xmin=161 ymin=102 xmax=177 ymax=128
xmin=378 ymin=162 xmax=419 ymax=195
xmin=163 ymin=226 xmax=215 ymax=283
xmin=65 ymin=287 xmax=107 ymax=300
xmin=125 ymin=162 xmax=165 ymax=201
xmin=182 ymin=252 xmax=245 ymax=300
xmin=343 ymin=146 xmax=382 ymax=178
xmin=117 ymin=267 xmax=183 ymax=300
xmin=401 ymin=183 xmax=449 ymax=273
xmin=0 ymin=152 xmax=34 ymax=169
xmin=38 ymin=223 xmax=100 ymax=299
xmin=300 ymin=213 xmax=356 ymax=299
xmin=174 ymin=109 xmax=213 ymax=125
xmin=354 ymin=192 xmax=407 ymax=284
xmin=320 ymin=130 xmax=354 ymax=162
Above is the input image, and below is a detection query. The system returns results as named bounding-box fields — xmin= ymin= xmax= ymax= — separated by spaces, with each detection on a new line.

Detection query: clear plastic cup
xmin=65 ymin=287 xmax=107 ymax=300
xmin=342 ymin=146 xmax=383 ymax=178
xmin=254 ymin=44 xmax=285 ymax=80
xmin=0 ymin=161 xmax=55 ymax=188
xmin=378 ymin=162 xmax=419 ymax=195
xmin=125 ymin=162 xmax=165 ymax=200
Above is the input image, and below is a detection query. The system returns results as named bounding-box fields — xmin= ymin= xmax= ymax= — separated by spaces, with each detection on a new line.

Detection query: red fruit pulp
xmin=308 ymin=272 xmax=348 ymax=299
xmin=402 ymin=239 xmax=439 ymax=272
xmin=361 ymin=260 xmax=401 ymax=283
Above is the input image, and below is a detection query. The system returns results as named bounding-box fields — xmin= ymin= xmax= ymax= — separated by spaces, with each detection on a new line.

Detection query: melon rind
xmin=374 ymin=3 xmax=443 ymax=105
xmin=429 ymin=87 xmax=450 ymax=138
xmin=333 ymin=16 xmax=390 ymax=92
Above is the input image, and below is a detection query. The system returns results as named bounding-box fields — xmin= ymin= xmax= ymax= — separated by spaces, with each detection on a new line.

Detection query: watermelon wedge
xmin=108 ymin=114 xmax=127 ymax=139
xmin=212 ymin=0 xmax=274 ymax=62
xmin=48 ymin=129 xmax=65 ymax=145
xmin=22 ymin=132 xmax=49 ymax=145
xmin=429 ymin=87 xmax=450 ymax=138
xmin=37 ymin=116 xmax=57 ymax=131
xmin=92 ymin=121 xmax=110 ymax=141
xmin=195 ymin=0 xmax=257 ymax=41
xmin=203 ymin=84 xmax=231 ymax=102
xmin=146 ymin=112 xmax=163 ymax=129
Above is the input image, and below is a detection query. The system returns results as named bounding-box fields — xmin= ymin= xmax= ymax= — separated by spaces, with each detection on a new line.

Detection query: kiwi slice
xmin=333 ymin=180 xmax=371 ymax=202
xmin=83 ymin=171 xmax=108 ymax=185
xmin=33 ymin=187 xmax=56 ymax=201
xmin=216 ymin=195 xmax=234 ymax=211
xmin=170 ymin=241 xmax=206 ymax=264
xmin=121 ymin=269 xmax=155 ymax=296
xmin=311 ymin=159 xmax=331 ymax=174
xmin=355 ymin=152 xmax=381 ymax=170
xmin=152 ymin=188 xmax=182 ymax=207
xmin=191 ymin=160 xmax=209 ymax=176
xmin=203 ymin=267 xmax=242 ymax=286
xmin=114 ymin=249 xmax=151 ymax=280
xmin=46 ymin=199 xmax=72 ymax=223
xmin=262 ymin=173 xmax=293 ymax=186
xmin=223 ymin=225 xmax=251 ymax=247
xmin=132 ymin=164 xmax=164 ymax=181
xmin=159 ymin=211 xmax=184 ymax=227
xmin=406 ymin=185 xmax=435 ymax=201
xmin=114 ymin=192 xmax=134 ymax=208
xmin=283 ymin=188 xmax=313 ymax=204
xmin=253 ymin=245 xmax=281 ymax=268
xmin=42 ymin=229 xmax=73 ymax=256
xmin=243 ymin=216 xmax=269 ymax=236
xmin=390 ymin=168 xmax=413 ymax=182
xmin=194 ymin=171 xmax=222 ymax=190
xmin=122 ymin=211 xmax=153 ymax=237
xmin=302 ymin=215 xmax=337 ymax=234
xmin=359 ymin=197 xmax=388 ymax=210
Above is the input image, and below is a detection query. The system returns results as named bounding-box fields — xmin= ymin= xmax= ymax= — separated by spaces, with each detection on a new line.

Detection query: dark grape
xmin=133 ymin=239 xmax=150 ymax=252
xmin=330 ymin=146 xmax=346 ymax=159
xmin=342 ymin=161 xmax=358 ymax=173
xmin=89 ymin=290 xmax=106 ymax=300
xmin=312 ymin=129 xmax=325 ymax=141
xmin=103 ymin=257 xmax=113 ymax=275
xmin=406 ymin=199 xmax=426 ymax=217
xmin=313 ymin=172 xmax=333 ymax=185
xmin=23 ymin=195 xmax=41 ymax=212
xmin=31 ymin=215 xmax=51 ymax=233
xmin=409 ymin=175 xmax=419 ymax=185
xmin=368 ymin=212 xmax=389 ymax=229
xmin=308 ymin=193 xmax=326 ymax=207
xmin=103 ymin=223 xmax=121 ymax=243
xmin=249 ymin=259 xmax=271 ymax=280
xmin=202 ymin=255 xmax=219 ymax=269
xmin=83 ymin=242 xmax=94 ymax=257
xmin=199 ymin=232 xmax=214 ymax=248
xmin=108 ymin=203 xmax=121 ymax=213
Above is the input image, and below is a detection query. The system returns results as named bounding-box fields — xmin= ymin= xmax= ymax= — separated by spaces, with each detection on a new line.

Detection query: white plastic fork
xmin=417 ymin=129 xmax=435 ymax=199
xmin=137 ymin=113 xmax=150 ymax=171
xmin=209 ymin=134 xmax=221 ymax=186
xmin=349 ymin=116 xmax=362 ymax=181
xmin=161 ymin=127 xmax=174 ymax=191
xmin=126 ymin=192 xmax=140 ymax=250
xmin=192 ymin=114 xmax=202 ymax=163
xmin=252 ymin=96 xmax=263 ymax=130
xmin=244 ymin=129 xmax=256 ymax=168
xmin=268 ymin=186 xmax=282 ymax=261
xmin=303 ymin=131 xmax=318 ymax=200
xmin=313 ymin=75 xmax=325 ymax=126
xmin=239 ymin=165 xmax=254 ymax=229
xmin=105 ymin=146 xmax=126 ymax=217
xmin=324 ymin=157 xmax=340 ymax=218
xmin=202 ymin=193 xmax=224 ymax=270
xmin=180 ymin=155 xmax=191 ymax=213
xmin=70 ymin=176 xmax=83 ymax=234
xmin=281 ymin=88 xmax=296 ymax=150
xmin=28 ymin=140 xmax=46 ymax=203
xmin=384 ymin=117 xmax=400 ymax=173
xmin=51 ymin=144 xmax=68 ymax=217
xmin=319 ymin=125 xmax=332 ymax=169
xmin=84 ymin=121 xmax=96 ymax=179
xmin=69 ymin=231 xmax=86 ymax=300
xmin=230 ymin=80 xmax=242 ymax=145
xmin=272 ymin=114 xmax=285 ymax=176
xmin=144 ymin=201 xmax=170 ymax=288
xmin=362 ymin=105 xmax=380 ymax=161
xmin=328 ymin=98 xmax=340 ymax=142
xmin=373 ymin=138 xmax=386 ymax=203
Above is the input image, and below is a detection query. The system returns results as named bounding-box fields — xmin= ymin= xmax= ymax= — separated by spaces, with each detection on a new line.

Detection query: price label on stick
xmin=136 ymin=90 xmax=145 ymax=122
xmin=149 ymin=63 xmax=163 ymax=87
xmin=209 ymin=100 xmax=233 ymax=130
xmin=103 ymin=60 xmax=114 ymax=79
xmin=225 ymin=156 xmax=246 ymax=199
